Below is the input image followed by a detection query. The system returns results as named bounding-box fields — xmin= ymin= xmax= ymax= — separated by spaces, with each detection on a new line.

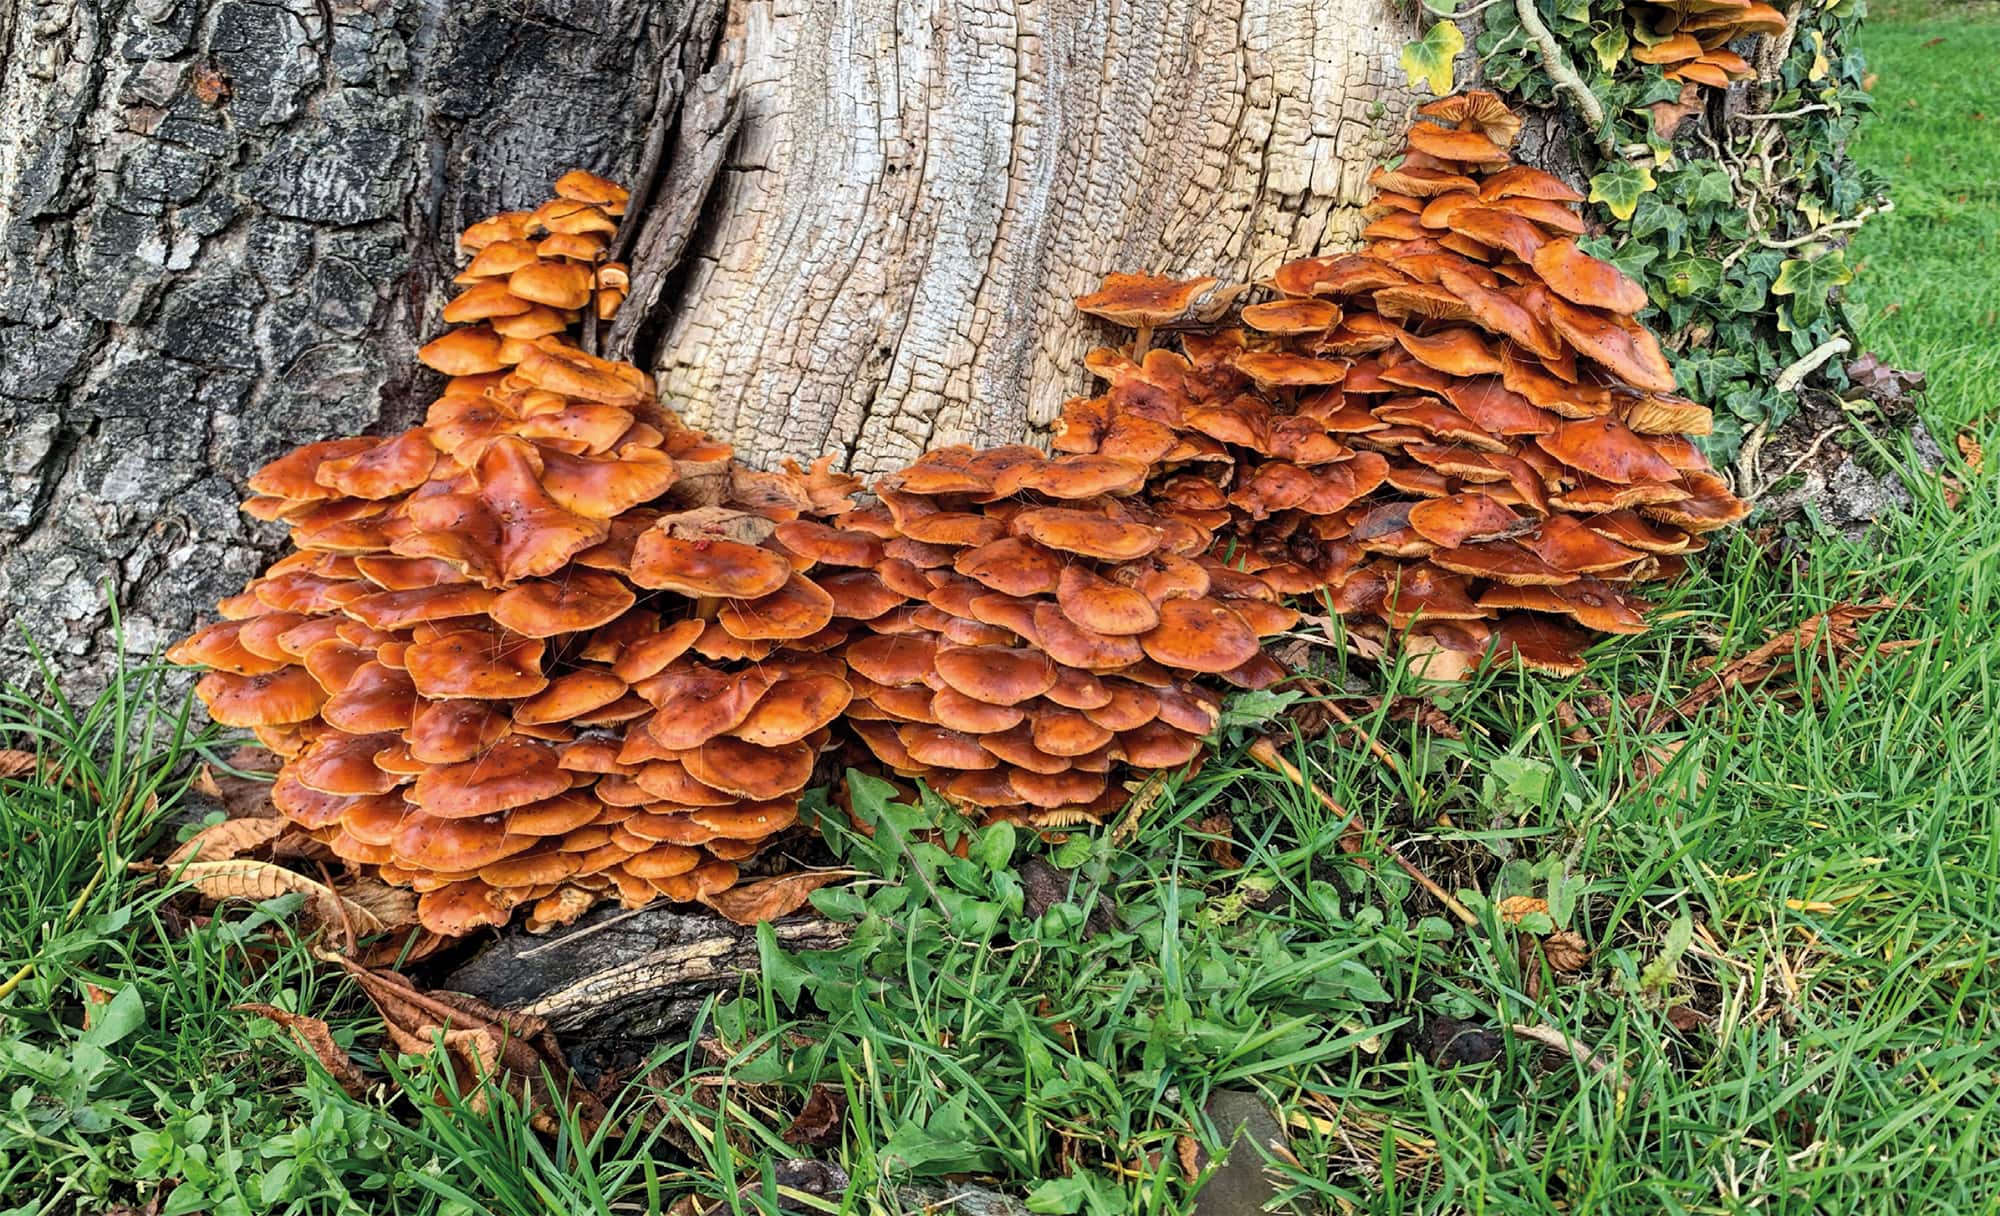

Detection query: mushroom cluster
xmin=1049 ymin=89 xmax=1746 ymax=681
xmin=825 ymin=446 xmax=1276 ymax=824
xmin=172 ymin=94 xmax=1747 ymax=936
xmin=1629 ymin=0 xmax=1786 ymax=89
xmin=170 ymin=172 xmax=868 ymax=936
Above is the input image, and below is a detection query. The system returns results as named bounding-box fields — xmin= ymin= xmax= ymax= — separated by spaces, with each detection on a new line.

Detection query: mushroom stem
xmin=1246 ymin=737 xmax=1477 ymax=928
xmin=1132 ymin=322 xmax=1155 ymax=360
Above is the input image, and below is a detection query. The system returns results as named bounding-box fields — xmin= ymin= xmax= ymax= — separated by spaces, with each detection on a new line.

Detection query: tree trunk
xmin=0 ymin=0 xmax=1422 ymax=691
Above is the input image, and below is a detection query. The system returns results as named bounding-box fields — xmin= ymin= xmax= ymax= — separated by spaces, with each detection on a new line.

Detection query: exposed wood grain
xmin=444 ymin=905 xmax=850 ymax=1036
xmin=652 ymin=0 xmax=1425 ymax=472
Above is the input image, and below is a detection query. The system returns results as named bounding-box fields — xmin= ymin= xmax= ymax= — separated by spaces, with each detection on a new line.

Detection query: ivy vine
xmin=1404 ymin=0 xmax=1883 ymax=462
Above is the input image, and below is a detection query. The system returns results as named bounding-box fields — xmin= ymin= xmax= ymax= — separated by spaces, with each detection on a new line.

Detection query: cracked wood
xmin=652 ymin=0 xmax=1424 ymax=474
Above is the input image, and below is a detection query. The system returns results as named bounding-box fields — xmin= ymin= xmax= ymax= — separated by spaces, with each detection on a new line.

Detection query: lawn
xmin=3 ymin=12 xmax=1998 ymax=1215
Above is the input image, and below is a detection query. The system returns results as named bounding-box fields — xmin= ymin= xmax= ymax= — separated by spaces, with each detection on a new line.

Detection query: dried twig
xmin=1510 ymin=1022 xmax=1631 ymax=1100
xmin=1742 ymin=103 xmax=1834 ymax=122
xmin=1320 ymin=701 xmax=1404 ymax=777
xmin=1246 ymin=738 xmax=1477 ymax=928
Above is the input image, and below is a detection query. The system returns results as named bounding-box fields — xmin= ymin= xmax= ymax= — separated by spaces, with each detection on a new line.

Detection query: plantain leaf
xmin=1400 ymin=21 xmax=1466 ymax=96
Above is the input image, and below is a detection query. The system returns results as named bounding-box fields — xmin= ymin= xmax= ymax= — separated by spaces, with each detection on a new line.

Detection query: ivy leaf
xmin=1771 ymin=247 xmax=1852 ymax=324
xmin=1691 ymin=167 xmax=1736 ymax=207
xmin=1591 ymin=25 xmax=1629 ymax=71
xmin=1589 ymin=161 xmax=1656 ymax=221
xmin=1656 ymin=254 xmax=1722 ymax=298
xmin=1400 ymin=21 xmax=1465 ymax=96
xmin=1420 ymin=0 xmax=1460 ymax=14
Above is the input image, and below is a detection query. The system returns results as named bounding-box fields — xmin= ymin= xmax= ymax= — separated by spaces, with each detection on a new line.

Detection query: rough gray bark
xmin=0 ymin=0 xmax=1424 ymax=694
xmin=0 ymin=0 xmax=706 ymax=690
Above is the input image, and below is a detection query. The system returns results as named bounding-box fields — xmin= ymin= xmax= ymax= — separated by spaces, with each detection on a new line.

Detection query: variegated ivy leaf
xmin=1771 ymin=246 xmax=1852 ymax=325
xmin=1400 ymin=20 xmax=1465 ymax=96
xmin=1591 ymin=25 xmax=1629 ymax=72
xmin=1589 ymin=161 xmax=1657 ymax=222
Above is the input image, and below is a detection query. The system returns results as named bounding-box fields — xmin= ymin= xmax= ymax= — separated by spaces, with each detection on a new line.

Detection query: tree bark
xmin=0 ymin=0 xmax=1421 ymax=690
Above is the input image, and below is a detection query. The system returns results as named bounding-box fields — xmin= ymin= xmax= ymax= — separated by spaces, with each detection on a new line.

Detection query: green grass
xmin=4 ymin=10 xmax=1999 ymax=1215
xmin=1846 ymin=12 xmax=2000 ymax=429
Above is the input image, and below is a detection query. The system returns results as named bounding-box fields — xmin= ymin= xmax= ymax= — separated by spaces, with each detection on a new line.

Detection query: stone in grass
xmin=1191 ymin=1089 xmax=1307 ymax=1216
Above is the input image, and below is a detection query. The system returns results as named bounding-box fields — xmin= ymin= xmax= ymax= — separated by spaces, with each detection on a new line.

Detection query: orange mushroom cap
xmin=412 ymin=736 xmax=569 ymax=818
xmin=1139 ymin=597 xmax=1262 ymax=675
xmin=1075 ymin=272 xmax=1217 ymax=327
xmin=629 ymin=531 xmax=792 ymax=598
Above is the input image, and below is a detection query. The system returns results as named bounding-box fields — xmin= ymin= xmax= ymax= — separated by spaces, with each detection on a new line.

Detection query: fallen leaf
xmin=235 ymin=1004 xmax=369 ymax=1096
xmin=1495 ymin=895 xmax=1549 ymax=925
xmin=1403 ymin=631 xmax=1475 ymax=683
xmin=1176 ymin=1134 xmax=1201 ymax=1182
xmin=193 ymin=749 xmax=284 ymax=819
xmin=697 ymin=870 xmax=859 ymax=926
xmin=167 ymin=818 xmax=295 ymax=866
xmin=1664 ymin=1004 xmax=1711 ymax=1032
xmin=1958 ymin=432 xmax=1984 ymax=474
xmin=175 ymin=858 xmax=398 ymax=937
xmin=782 ymin=1085 xmax=847 ymax=1148
xmin=0 ymin=749 xmax=38 ymax=780
xmin=327 ymin=956 xmax=607 ymax=1134
xmin=1195 ymin=813 xmax=1244 ymax=870
xmin=1648 ymin=81 xmax=1706 ymax=138
xmin=1544 ymin=930 xmax=1590 ymax=972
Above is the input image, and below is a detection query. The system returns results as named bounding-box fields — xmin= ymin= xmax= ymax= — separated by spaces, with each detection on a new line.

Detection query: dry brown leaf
xmin=1195 ymin=813 xmax=1243 ymax=870
xmin=782 ymin=1084 xmax=848 ymax=1148
xmin=167 ymin=818 xmax=294 ymax=867
xmin=697 ymin=870 xmax=858 ymax=926
xmin=328 ymin=955 xmax=607 ymax=1135
xmin=353 ymin=927 xmax=455 ymax=969
xmin=1544 ymin=930 xmax=1590 ymax=972
xmin=1176 ymin=1134 xmax=1202 ymax=1182
xmin=193 ymin=750 xmax=284 ymax=819
xmin=1959 ymin=432 xmax=1984 ymax=475
xmin=0 ymin=749 xmax=38 ymax=780
xmin=176 ymin=859 xmax=393 ymax=936
xmin=338 ymin=876 xmax=420 ymax=932
xmin=1648 ymin=82 xmax=1707 ymax=138
xmin=1111 ymin=771 xmax=1171 ymax=845
xmin=1404 ymin=632 xmax=1475 ymax=683
xmin=234 ymin=1003 xmax=370 ymax=1096
xmin=1496 ymin=895 xmax=1549 ymax=925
